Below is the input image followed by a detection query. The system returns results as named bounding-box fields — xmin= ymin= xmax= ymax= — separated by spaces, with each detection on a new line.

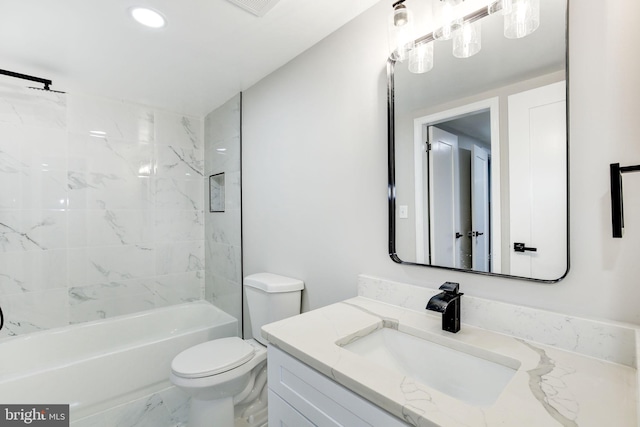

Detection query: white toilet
xmin=170 ymin=273 xmax=304 ymax=427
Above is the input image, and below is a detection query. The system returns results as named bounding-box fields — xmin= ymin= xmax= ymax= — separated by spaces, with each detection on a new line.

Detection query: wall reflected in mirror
xmin=389 ymin=0 xmax=568 ymax=282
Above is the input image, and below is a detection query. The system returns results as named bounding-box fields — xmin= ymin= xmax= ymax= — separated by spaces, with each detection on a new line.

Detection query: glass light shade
xmin=453 ymin=20 xmax=482 ymax=58
xmin=504 ymin=0 xmax=540 ymax=39
xmin=501 ymin=0 xmax=514 ymax=14
xmin=388 ymin=6 xmax=415 ymax=61
xmin=409 ymin=41 xmax=435 ymax=74
xmin=433 ymin=0 xmax=463 ymax=41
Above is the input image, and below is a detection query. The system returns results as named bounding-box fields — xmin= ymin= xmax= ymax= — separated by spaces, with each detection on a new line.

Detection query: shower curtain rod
xmin=0 ymin=68 xmax=52 ymax=90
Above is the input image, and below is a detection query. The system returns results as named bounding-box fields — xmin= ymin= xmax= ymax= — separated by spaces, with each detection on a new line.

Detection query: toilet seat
xmin=171 ymin=337 xmax=256 ymax=379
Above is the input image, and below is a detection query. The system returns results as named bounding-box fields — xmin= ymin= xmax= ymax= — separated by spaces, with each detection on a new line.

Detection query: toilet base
xmin=188 ymin=396 xmax=233 ymax=427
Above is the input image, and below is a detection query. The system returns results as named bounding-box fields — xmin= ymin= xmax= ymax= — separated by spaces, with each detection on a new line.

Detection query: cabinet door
xmin=268 ymin=346 xmax=409 ymax=427
xmin=268 ymin=390 xmax=315 ymax=427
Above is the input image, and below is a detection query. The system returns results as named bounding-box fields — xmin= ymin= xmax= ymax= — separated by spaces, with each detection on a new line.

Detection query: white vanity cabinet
xmin=267 ymin=346 xmax=409 ymax=427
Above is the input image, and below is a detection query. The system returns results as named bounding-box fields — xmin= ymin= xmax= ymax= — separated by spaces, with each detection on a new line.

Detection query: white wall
xmin=243 ymin=0 xmax=640 ymax=326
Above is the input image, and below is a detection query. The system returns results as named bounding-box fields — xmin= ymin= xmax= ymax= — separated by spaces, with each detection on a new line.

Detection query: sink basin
xmin=342 ymin=328 xmax=519 ymax=406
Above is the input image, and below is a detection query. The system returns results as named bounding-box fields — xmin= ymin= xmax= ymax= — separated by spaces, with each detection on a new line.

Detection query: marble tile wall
xmin=204 ymin=94 xmax=242 ymax=325
xmin=0 ymin=82 xmax=205 ymax=337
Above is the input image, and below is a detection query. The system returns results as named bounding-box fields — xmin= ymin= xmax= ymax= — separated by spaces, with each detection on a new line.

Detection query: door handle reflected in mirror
xmin=455 ymin=232 xmax=463 ymax=239
xmin=467 ymin=231 xmax=484 ymax=237
xmin=514 ymin=242 xmax=537 ymax=253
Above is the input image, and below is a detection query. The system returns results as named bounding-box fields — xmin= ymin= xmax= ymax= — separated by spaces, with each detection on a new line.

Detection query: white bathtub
xmin=0 ymin=301 xmax=237 ymax=421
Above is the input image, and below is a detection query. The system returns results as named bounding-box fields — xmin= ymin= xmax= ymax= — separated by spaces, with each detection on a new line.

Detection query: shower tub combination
xmin=0 ymin=301 xmax=237 ymax=424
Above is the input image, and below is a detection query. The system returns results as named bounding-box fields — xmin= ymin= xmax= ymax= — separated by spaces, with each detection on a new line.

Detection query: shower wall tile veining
xmin=204 ymin=94 xmax=242 ymax=325
xmin=0 ymin=82 xmax=205 ymax=337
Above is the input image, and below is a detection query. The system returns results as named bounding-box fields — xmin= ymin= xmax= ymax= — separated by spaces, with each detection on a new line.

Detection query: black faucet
xmin=426 ymin=282 xmax=464 ymax=333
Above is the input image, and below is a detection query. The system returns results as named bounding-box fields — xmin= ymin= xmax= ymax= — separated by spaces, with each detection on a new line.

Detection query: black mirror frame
xmin=386 ymin=2 xmax=571 ymax=284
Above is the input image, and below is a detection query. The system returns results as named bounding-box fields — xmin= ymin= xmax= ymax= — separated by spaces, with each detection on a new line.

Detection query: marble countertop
xmin=262 ymin=296 xmax=638 ymax=427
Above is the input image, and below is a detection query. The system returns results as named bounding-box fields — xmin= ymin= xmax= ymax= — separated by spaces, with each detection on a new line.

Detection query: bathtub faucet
xmin=426 ymin=282 xmax=463 ymax=333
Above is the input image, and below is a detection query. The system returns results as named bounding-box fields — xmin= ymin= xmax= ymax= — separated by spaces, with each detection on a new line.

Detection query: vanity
xmin=263 ymin=276 xmax=639 ymax=426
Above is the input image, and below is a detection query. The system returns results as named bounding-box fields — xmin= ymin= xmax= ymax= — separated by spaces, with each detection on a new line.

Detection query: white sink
xmin=342 ymin=328 xmax=519 ymax=406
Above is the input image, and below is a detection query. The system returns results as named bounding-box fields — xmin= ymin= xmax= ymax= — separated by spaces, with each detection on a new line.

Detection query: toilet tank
xmin=244 ymin=273 xmax=304 ymax=345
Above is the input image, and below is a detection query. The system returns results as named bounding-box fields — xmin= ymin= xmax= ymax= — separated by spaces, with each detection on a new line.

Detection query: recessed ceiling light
xmin=130 ymin=7 xmax=166 ymax=29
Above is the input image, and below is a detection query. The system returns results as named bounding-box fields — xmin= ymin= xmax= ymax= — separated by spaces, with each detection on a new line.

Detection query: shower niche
xmin=210 ymin=172 xmax=225 ymax=212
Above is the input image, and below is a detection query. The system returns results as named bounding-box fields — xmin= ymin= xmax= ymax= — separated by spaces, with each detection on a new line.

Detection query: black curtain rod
xmin=0 ymin=69 xmax=52 ymax=90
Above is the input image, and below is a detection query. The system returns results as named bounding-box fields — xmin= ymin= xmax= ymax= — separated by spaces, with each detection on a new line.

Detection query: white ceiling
xmin=0 ymin=0 xmax=382 ymax=117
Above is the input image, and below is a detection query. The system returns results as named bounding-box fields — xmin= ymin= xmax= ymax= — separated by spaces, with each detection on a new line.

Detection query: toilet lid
xmin=171 ymin=337 xmax=256 ymax=379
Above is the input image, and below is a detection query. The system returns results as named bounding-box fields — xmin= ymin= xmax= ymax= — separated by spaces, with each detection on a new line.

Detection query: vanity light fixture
xmin=503 ymin=0 xmax=540 ymax=39
xmin=453 ymin=19 xmax=481 ymax=58
xmin=388 ymin=0 xmax=416 ymax=62
xmin=433 ymin=0 xmax=463 ymax=41
xmin=130 ymin=7 xmax=167 ymax=29
xmin=409 ymin=40 xmax=435 ymax=73
xmin=389 ymin=0 xmax=540 ymax=73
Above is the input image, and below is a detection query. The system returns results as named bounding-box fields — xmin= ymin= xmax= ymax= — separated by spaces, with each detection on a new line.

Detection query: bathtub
xmin=0 ymin=301 xmax=237 ymax=421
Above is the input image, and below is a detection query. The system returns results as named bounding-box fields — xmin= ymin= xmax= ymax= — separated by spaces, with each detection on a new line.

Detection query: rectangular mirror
xmin=388 ymin=0 xmax=568 ymax=282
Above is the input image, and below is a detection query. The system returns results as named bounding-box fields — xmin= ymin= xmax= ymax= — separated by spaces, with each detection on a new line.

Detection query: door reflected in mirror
xmin=388 ymin=0 xmax=568 ymax=282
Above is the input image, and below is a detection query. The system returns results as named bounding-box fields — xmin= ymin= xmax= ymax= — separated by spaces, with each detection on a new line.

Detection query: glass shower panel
xmin=204 ymin=93 xmax=243 ymax=333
